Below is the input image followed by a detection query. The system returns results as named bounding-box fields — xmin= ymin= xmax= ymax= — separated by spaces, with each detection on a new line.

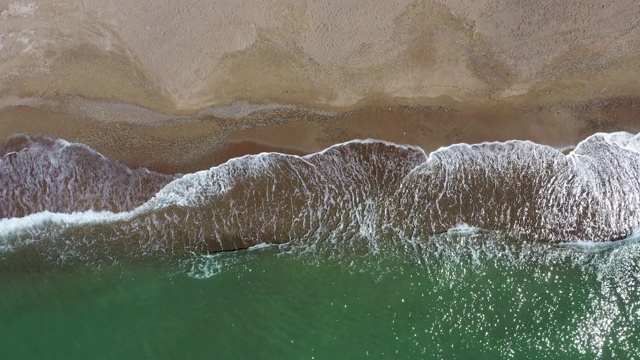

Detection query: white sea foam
xmin=305 ymin=138 xmax=426 ymax=159
xmin=1 ymin=134 xmax=173 ymax=217
xmin=142 ymin=151 xmax=304 ymax=210
xmin=0 ymin=210 xmax=130 ymax=238
xmin=183 ymin=254 xmax=226 ymax=279
xmin=558 ymin=228 xmax=640 ymax=253
xmin=447 ymin=223 xmax=481 ymax=234
xmin=248 ymin=243 xmax=276 ymax=251
xmin=2 ymin=134 xmax=640 ymax=262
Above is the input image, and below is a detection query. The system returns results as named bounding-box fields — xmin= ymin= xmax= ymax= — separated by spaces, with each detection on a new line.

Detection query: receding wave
xmin=2 ymin=132 xmax=640 ymax=265
xmin=1 ymin=134 xmax=175 ymax=218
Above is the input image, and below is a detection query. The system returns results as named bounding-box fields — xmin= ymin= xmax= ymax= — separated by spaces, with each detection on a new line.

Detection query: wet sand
xmin=1 ymin=1 xmax=640 ymax=174
xmin=2 ymin=96 xmax=639 ymax=174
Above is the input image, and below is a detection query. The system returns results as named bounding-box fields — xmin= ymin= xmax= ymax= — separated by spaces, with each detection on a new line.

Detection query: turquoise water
xmin=2 ymin=234 xmax=639 ymax=359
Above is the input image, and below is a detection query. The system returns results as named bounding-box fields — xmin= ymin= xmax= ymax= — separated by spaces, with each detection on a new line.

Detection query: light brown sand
xmin=1 ymin=1 xmax=640 ymax=173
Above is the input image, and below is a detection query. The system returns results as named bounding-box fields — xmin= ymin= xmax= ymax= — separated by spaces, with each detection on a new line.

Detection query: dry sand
xmin=1 ymin=0 xmax=639 ymax=173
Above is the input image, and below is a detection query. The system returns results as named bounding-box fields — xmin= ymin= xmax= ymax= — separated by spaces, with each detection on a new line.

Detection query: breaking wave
xmin=2 ymin=132 xmax=640 ymax=265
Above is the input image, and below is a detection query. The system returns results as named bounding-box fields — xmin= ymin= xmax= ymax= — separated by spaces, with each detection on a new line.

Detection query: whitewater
xmin=2 ymin=132 xmax=640 ymax=265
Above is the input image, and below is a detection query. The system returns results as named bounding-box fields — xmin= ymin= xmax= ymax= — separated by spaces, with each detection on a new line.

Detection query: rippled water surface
xmin=2 ymin=234 xmax=639 ymax=359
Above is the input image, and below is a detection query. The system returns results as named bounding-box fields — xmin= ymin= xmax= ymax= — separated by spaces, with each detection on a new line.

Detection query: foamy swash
xmin=2 ymin=132 xmax=640 ymax=264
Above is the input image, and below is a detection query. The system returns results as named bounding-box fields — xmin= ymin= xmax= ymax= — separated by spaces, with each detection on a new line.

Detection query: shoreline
xmin=2 ymin=95 xmax=640 ymax=175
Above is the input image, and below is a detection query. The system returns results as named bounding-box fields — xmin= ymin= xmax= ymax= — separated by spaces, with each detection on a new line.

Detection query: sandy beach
xmin=4 ymin=5 xmax=640 ymax=356
xmin=1 ymin=0 xmax=640 ymax=173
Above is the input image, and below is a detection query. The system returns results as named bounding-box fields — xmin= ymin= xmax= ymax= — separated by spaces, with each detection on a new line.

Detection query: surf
xmin=2 ymin=132 xmax=640 ymax=265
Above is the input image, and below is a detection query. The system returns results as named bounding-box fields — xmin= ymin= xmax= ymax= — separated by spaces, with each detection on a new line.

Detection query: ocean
xmin=1 ymin=133 xmax=640 ymax=358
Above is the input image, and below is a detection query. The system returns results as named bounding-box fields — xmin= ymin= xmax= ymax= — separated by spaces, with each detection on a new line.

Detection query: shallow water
xmin=2 ymin=235 xmax=639 ymax=359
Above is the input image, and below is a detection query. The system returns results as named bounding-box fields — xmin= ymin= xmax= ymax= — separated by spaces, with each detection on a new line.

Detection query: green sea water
xmin=1 ymin=235 xmax=639 ymax=359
